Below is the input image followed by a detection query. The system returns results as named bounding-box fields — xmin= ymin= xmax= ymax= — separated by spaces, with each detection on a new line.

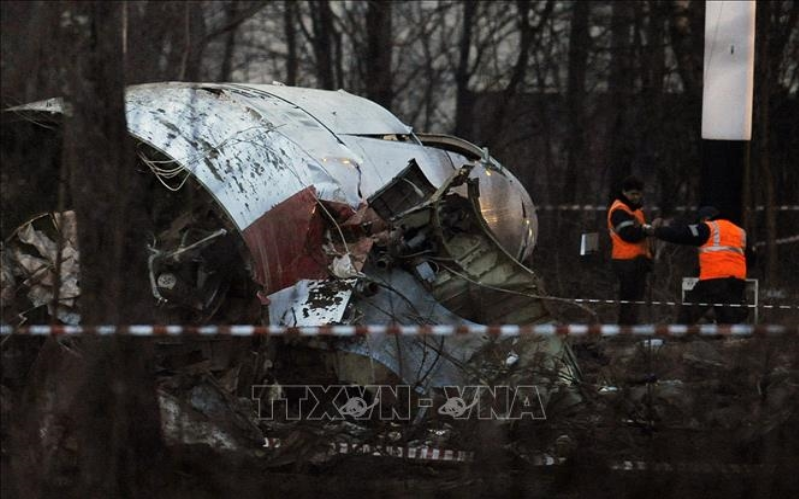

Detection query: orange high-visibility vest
xmin=607 ymin=199 xmax=651 ymax=260
xmin=699 ymin=220 xmax=746 ymax=280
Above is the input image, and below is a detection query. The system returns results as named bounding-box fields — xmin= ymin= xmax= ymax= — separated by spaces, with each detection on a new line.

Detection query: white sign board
xmin=701 ymin=0 xmax=756 ymax=140
xmin=681 ymin=277 xmax=759 ymax=323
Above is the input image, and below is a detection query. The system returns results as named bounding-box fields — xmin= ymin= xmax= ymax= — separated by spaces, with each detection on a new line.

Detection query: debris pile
xmin=1 ymin=211 xmax=80 ymax=325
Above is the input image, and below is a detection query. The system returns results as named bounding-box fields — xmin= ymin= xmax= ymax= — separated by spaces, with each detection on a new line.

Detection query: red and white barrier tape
xmin=608 ymin=460 xmax=776 ymax=475
xmin=573 ymin=298 xmax=798 ymax=310
xmin=1 ymin=324 xmax=795 ymax=337
xmin=753 ymin=234 xmax=799 ymax=247
xmin=263 ymin=437 xmax=474 ymax=463
xmin=262 ymin=437 xmax=777 ymax=473
xmin=537 ymin=204 xmax=799 ymax=212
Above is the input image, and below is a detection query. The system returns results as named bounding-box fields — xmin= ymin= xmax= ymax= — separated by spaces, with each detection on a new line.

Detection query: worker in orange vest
xmin=645 ymin=206 xmax=748 ymax=324
xmin=607 ymin=175 xmax=654 ymax=325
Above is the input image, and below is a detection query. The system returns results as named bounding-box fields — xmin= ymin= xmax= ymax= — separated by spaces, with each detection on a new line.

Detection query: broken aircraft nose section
xmin=2 ymin=82 xmax=573 ymax=389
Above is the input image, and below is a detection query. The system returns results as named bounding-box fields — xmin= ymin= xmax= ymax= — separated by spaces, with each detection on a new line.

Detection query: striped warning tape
xmin=536 ymin=204 xmax=799 ymax=212
xmin=262 ymin=437 xmax=474 ymax=463
xmin=753 ymin=234 xmax=799 ymax=247
xmin=335 ymin=442 xmax=473 ymax=462
xmin=608 ymin=460 xmax=776 ymax=475
xmin=572 ymin=298 xmax=799 ymax=310
xmin=1 ymin=324 xmax=795 ymax=337
xmin=262 ymin=437 xmax=777 ymax=473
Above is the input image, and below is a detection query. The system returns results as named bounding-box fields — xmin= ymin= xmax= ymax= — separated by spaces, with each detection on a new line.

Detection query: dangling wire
xmin=137 ymin=148 xmax=191 ymax=192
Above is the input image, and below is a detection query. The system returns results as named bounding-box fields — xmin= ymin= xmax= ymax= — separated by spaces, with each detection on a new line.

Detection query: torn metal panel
xmin=6 ymin=97 xmax=66 ymax=116
xmin=340 ymin=333 xmax=486 ymax=389
xmin=2 ymin=82 xmax=562 ymax=384
xmin=241 ymin=187 xmax=330 ymax=293
xmin=427 ymin=180 xmax=548 ymax=325
xmin=125 ymin=85 xmax=352 ymax=230
xmin=367 ymin=160 xmax=437 ymax=222
xmin=268 ymin=279 xmax=356 ymax=326
xmin=368 ymin=162 xmax=549 ymax=325
xmin=468 ymin=165 xmax=537 ymax=262
xmin=6 ymin=83 xmax=539 ymax=302
xmin=338 ymin=262 xmax=485 ymax=387
xmin=353 ymin=262 xmax=479 ymax=326
xmin=416 ymin=133 xmax=538 ymax=260
xmin=337 ymin=135 xmax=458 ymax=199
xmin=233 ymin=84 xmax=413 ymax=136
xmin=200 ymin=85 xmax=364 ymax=206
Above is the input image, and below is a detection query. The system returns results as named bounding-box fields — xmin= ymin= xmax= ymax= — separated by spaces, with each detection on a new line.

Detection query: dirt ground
xmin=2 ymin=334 xmax=798 ymax=498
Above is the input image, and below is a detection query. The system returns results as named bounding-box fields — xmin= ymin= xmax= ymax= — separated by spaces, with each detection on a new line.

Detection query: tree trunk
xmin=563 ymin=0 xmax=590 ymax=205
xmin=668 ymin=0 xmax=704 ymax=101
xmin=755 ymin=1 xmax=777 ymax=287
xmin=309 ymin=0 xmax=336 ymax=89
xmin=16 ymin=4 xmax=167 ymax=498
xmin=217 ymin=2 xmax=240 ymax=82
xmin=126 ymin=1 xmax=178 ymax=83
xmin=484 ymin=0 xmax=554 ymax=150
xmin=454 ymin=1 xmax=477 ymax=139
xmin=179 ymin=1 xmax=206 ymax=81
xmin=62 ymin=2 xmax=152 ymax=325
xmin=641 ymin=1 xmax=672 ymax=215
xmin=607 ymin=0 xmax=635 ymax=193
xmin=365 ymin=0 xmax=394 ymax=110
xmin=284 ymin=0 xmax=298 ymax=85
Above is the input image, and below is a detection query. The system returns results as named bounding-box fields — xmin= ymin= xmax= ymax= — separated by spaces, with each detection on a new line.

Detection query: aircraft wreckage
xmin=1 ymin=82 xmax=577 ymax=391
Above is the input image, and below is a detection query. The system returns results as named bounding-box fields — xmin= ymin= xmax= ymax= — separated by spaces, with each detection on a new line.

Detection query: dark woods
xmin=0 ymin=2 xmax=797 ymax=498
xmin=1 ymin=1 xmax=797 ymax=303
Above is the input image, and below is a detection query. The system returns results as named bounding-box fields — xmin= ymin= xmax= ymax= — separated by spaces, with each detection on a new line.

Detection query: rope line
xmin=263 ymin=436 xmax=779 ymax=473
xmin=571 ymin=298 xmax=798 ymax=310
xmin=535 ymin=205 xmax=799 ymax=212
xmin=1 ymin=324 xmax=794 ymax=337
xmin=753 ymin=234 xmax=799 ymax=247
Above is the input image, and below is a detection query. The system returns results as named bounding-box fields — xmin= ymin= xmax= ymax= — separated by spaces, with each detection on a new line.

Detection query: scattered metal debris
xmin=2 ymin=82 xmax=586 ymax=470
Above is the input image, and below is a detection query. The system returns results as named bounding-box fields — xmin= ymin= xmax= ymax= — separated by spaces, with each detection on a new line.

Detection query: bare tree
xmin=606 ymin=0 xmax=636 ymax=192
xmin=454 ymin=0 xmax=477 ymax=139
xmin=364 ymin=0 xmax=394 ymax=110
xmin=218 ymin=2 xmax=241 ymax=81
xmin=6 ymin=3 xmax=167 ymax=497
xmin=562 ymin=0 xmax=590 ymax=205
xmin=302 ymin=0 xmax=338 ymax=89
xmin=284 ymin=0 xmax=299 ymax=85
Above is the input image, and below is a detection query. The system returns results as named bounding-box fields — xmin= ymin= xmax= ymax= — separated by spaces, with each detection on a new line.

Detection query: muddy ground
xmin=1 ymin=334 xmax=798 ymax=498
